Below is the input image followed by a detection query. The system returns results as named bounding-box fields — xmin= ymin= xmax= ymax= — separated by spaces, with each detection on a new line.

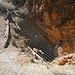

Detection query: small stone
xmin=47 ymin=66 xmax=49 ymax=69
xmin=68 ymin=62 xmax=72 ymax=65
xmin=72 ymin=61 xmax=75 ymax=65
xmin=68 ymin=54 xmax=73 ymax=59
xmin=31 ymin=59 xmax=37 ymax=63
xmin=68 ymin=59 xmax=71 ymax=62
xmin=58 ymin=58 xmax=68 ymax=65
xmin=35 ymin=35 xmax=37 ymax=37
xmin=72 ymin=57 xmax=75 ymax=61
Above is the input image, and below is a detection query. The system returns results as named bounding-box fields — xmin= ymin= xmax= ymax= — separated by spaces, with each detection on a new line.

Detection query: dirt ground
xmin=0 ymin=14 xmax=75 ymax=75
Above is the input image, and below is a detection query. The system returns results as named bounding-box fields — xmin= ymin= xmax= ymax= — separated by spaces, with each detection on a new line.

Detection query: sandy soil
xmin=0 ymin=14 xmax=75 ymax=75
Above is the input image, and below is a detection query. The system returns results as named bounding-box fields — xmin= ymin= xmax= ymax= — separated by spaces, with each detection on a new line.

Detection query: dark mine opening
xmin=29 ymin=36 xmax=55 ymax=61
xmin=20 ymin=19 xmax=55 ymax=62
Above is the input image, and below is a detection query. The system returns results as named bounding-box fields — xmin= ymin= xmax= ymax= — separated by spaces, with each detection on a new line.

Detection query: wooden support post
xmin=6 ymin=19 xmax=9 ymax=39
xmin=4 ymin=19 xmax=11 ymax=48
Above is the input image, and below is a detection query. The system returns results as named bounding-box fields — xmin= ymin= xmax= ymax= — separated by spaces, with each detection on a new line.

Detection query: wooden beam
xmin=4 ymin=19 xmax=11 ymax=48
xmin=27 ymin=46 xmax=44 ymax=61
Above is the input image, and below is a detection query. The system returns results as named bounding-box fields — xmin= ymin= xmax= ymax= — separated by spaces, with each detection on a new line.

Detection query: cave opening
xmin=20 ymin=19 xmax=56 ymax=62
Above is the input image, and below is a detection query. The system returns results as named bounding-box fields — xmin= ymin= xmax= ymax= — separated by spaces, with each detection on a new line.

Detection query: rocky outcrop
xmin=52 ymin=53 xmax=75 ymax=65
xmin=21 ymin=0 xmax=75 ymax=46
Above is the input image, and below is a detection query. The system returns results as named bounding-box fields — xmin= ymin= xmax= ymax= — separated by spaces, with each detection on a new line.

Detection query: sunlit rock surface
xmin=21 ymin=0 xmax=75 ymax=46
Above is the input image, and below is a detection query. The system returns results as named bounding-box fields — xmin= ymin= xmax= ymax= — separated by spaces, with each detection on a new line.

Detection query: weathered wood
xmin=27 ymin=46 xmax=43 ymax=61
xmin=11 ymin=15 xmax=21 ymax=30
xmin=4 ymin=9 xmax=21 ymax=48
xmin=4 ymin=19 xmax=11 ymax=48
xmin=13 ymin=10 xmax=19 ymax=16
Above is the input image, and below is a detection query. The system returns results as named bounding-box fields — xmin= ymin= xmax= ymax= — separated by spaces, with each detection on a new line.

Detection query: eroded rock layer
xmin=21 ymin=0 xmax=75 ymax=46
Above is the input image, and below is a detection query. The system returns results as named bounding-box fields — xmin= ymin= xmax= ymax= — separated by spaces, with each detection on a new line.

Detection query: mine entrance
xmin=20 ymin=19 xmax=55 ymax=62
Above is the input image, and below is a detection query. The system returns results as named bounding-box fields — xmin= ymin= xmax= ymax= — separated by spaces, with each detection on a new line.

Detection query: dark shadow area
xmin=19 ymin=19 xmax=55 ymax=62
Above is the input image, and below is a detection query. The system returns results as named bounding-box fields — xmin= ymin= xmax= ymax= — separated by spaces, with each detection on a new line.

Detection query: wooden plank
xmin=4 ymin=19 xmax=11 ymax=48
xmin=27 ymin=46 xmax=44 ymax=61
xmin=11 ymin=15 xmax=21 ymax=30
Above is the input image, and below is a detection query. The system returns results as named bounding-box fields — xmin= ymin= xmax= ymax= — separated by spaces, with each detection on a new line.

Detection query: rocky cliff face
xmin=21 ymin=0 xmax=75 ymax=46
xmin=19 ymin=0 xmax=75 ymax=56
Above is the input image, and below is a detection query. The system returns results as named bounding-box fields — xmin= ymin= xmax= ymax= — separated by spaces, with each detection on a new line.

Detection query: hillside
xmin=0 ymin=0 xmax=75 ymax=75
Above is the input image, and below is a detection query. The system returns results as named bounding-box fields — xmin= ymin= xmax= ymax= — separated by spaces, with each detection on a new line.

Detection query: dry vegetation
xmin=0 ymin=0 xmax=16 ymax=13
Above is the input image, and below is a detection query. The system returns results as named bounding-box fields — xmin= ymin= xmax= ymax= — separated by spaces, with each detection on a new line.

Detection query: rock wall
xmin=21 ymin=0 xmax=75 ymax=46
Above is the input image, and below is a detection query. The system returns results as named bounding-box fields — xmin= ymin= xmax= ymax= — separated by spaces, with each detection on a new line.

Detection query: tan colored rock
xmin=31 ymin=59 xmax=37 ymax=63
xmin=56 ymin=54 xmax=75 ymax=65
xmin=58 ymin=57 xmax=68 ymax=65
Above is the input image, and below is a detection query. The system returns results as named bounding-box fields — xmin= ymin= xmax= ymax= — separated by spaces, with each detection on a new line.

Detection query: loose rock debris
xmin=33 ymin=48 xmax=44 ymax=54
xmin=52 ymin=54 xmax=75 ymax=65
